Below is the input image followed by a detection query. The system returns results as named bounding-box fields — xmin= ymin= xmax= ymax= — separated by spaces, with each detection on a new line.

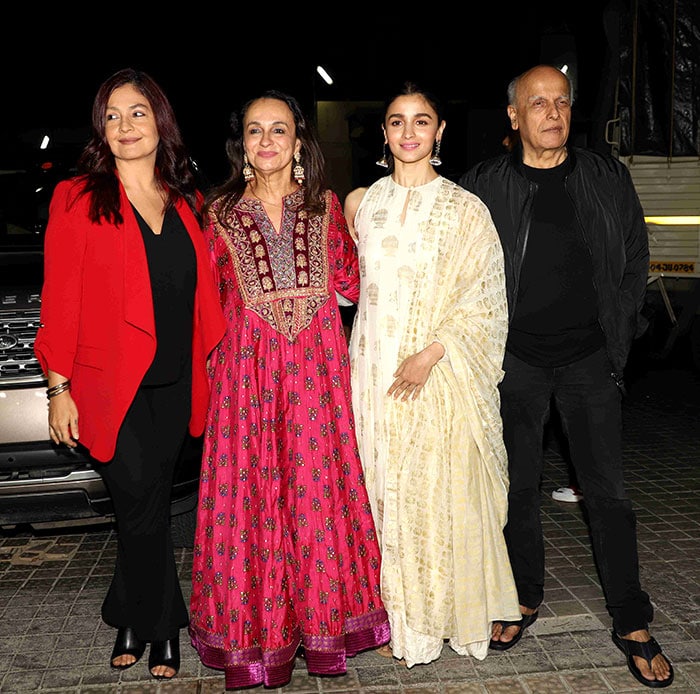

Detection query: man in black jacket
xmin=459 ymin=64 xmax=672 ymax=688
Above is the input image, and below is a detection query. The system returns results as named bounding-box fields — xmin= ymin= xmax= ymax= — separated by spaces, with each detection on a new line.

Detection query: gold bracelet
xmin=47 ymin=380 xmax=71 ymax=399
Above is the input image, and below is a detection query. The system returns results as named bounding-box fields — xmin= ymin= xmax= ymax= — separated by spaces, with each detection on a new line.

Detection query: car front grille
xmin=0 ymin=294 xmax=45 ymax=385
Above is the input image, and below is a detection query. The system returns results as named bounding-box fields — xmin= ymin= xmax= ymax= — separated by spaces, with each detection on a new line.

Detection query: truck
xmin=598 ymin=0 xmax=700 ymax=367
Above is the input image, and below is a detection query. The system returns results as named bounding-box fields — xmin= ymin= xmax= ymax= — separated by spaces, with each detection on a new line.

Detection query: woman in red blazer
xmin=34 ymin=68 xmax=225 ymax=681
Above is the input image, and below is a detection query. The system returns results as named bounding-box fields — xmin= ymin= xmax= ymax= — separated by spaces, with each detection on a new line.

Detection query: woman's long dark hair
xmin=74 ymin=68 xmax=200 ymax=225
xmin=205 ymin=90 xmax=327 ymax=224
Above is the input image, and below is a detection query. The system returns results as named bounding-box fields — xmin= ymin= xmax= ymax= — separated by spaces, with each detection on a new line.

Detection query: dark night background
xmin=1 ymin=3 xmax=614 ymax=185
xmin=1 ymin=1 xmax=698 ymax=369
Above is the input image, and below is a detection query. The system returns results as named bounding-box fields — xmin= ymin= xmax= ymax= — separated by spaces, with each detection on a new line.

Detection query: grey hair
xmin=506 ymin=65 xmax=575 ymax=107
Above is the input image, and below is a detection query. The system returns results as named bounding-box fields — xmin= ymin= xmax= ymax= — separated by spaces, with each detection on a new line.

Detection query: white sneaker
xmin=551 ymin=486 xmax=583 ymax=503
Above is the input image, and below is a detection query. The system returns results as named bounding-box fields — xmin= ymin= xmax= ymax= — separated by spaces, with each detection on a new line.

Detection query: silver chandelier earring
xmin=376 ymin=143 xmax=389 ymax=168
xmin=429 ymin=140 xmax=442 ymax=167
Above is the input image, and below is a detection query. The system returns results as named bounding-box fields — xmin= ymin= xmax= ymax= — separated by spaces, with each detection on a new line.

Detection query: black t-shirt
xmin=507 ymin=157 xmax=605 ymax=366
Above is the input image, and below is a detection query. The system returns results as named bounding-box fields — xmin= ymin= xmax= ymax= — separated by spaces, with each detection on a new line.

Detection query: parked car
xmin=0 ymin=130 xmax=201 ymax=544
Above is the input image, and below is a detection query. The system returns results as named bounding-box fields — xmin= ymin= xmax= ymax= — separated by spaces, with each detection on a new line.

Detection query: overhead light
xmin=559 ymin=64 xmax=569 ymax=74
xmin=40 ymin=135 xmax=50 ymax=150
xmin=316 ymin=65 xmax=333 ymax=85
xmin=645 ymin=216 xmax=700 ymax=225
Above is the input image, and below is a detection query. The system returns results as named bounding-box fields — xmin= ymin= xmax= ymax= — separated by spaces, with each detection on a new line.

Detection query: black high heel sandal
xmin=148 ymin=636 xmax=180 ymax=679
xmin=110 ymin=626 xmax=146 ymax=670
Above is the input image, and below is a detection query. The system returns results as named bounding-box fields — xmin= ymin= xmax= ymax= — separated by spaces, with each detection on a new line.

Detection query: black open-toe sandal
xmin=149 ymin=637 xmax=180 ymax=679
xmin=612 ymin=631 xmax=674 ymax=688
xmin=110 ymin=626 xmax=146 ymax=670
xmin=489 ymin=610 xmax=538 ymax=651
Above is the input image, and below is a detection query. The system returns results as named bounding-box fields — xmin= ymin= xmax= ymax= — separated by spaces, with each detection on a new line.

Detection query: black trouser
xmin=499 ymin=348 xmax=653 ymax=636
xmin=97 ymin=377 xmax=191 ymax=642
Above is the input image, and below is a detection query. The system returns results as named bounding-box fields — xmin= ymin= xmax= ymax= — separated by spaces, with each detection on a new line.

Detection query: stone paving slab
xmin=1 ymin=363 xmax=698 ymax=692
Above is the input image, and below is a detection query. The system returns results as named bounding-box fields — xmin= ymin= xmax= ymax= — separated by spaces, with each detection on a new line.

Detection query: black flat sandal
xmin=110 ymin=626 xmax=146 ymax=670
xmin=612 ymin=631 xmax=674 ymax=688
xmin=148 ymin=637 xmax=180 ymax=679
xmin=489 ymin=610 xmax=538 ymax=651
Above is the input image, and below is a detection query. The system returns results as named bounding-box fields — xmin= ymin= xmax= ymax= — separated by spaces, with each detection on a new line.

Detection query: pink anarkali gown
xmin=189 ymin=188 xmax=389 ymax=689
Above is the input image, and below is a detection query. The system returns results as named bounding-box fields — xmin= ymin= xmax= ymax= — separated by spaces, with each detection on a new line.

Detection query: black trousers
xmin=97 ymin=378 xmax=191 ymax=642
xmin=499 ymin=348 xmax=653 ymax=636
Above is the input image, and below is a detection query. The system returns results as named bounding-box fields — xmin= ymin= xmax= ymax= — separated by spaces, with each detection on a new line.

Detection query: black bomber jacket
xmin=458 ymin=145 xmax=649 ymax=377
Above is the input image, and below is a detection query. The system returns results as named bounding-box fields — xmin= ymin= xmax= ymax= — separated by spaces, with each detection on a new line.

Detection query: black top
xmin=133 ymin=204 xmax=197 ymax=385
xmin=508 ymin=157 xmax=605 ymax=367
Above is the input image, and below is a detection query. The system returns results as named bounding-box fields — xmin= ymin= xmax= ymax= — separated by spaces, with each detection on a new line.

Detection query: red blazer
xmin=34 ymin=178 xmax=226 ymax=462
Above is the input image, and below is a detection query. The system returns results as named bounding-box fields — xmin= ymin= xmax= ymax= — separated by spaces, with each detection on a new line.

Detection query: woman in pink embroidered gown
xmin=188 ymin=91 xmax=390 ymax=689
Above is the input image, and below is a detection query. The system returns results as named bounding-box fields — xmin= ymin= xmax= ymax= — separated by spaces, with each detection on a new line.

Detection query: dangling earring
xmin=429 ymin=140 xmax=442 ymax=167
xmin=242 ymin=153 xmax=255 ymax=182
xmin=376 ymin=143 xmax=389 ymax=168
xmin=293 ymin=151 xmax=305 ymax=185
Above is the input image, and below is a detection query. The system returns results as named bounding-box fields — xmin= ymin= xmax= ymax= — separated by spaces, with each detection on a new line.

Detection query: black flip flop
xmin=612 ymin=631 xmax=674 ymax=688
xmin=489 ymin=610 xmax=538 ymax=651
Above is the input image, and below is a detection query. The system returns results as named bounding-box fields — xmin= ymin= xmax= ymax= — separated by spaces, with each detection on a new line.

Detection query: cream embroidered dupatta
xmin=350 ymin=176 xmax=520 ymax=665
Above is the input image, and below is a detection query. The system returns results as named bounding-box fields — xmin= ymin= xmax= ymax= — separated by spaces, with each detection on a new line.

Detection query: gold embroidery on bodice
xmin=214 ymin=189 xmax=331 ymax=341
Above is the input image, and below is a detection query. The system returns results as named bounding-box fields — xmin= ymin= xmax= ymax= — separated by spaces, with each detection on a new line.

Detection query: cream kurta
xmin=349 ymin=175 xmax=520 ymax=666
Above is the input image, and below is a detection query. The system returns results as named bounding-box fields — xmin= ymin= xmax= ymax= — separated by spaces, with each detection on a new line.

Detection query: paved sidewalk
xmin=1 ymin=363 xmax=699 ymax=693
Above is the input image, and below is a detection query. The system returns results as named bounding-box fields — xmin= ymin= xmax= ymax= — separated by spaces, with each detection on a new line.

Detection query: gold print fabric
xmin=349 ymin=176 xmax=518 ymax=664
xmin=213 ymin=189 xmax=331 ymax=341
